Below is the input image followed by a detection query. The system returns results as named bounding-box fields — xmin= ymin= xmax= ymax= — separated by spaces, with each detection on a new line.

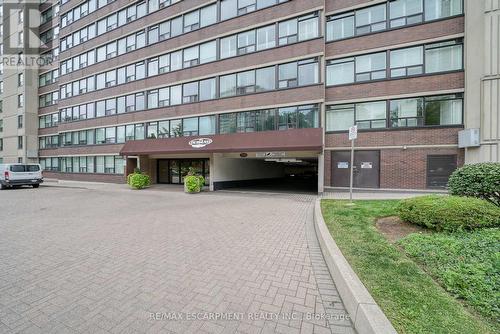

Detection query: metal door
xmin=332 ymin=151 xmax=380 ymax=188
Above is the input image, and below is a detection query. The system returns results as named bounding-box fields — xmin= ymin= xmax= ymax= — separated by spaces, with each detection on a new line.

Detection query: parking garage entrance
xmin=120 ymin=128 xmax=324 ymax=193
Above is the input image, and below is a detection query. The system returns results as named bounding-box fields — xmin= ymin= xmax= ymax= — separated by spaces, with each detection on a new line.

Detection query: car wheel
xmin=32 ymin=184 xmax=40 ymax=188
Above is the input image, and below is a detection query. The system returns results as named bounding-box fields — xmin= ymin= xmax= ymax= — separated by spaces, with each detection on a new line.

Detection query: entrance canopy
xmin=119 ymin=128 xmax=322 ymax=156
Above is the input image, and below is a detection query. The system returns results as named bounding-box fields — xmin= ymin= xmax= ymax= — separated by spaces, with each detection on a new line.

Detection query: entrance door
xmin=157 ymin=159 xmax=209 ymax=184
xmin=332 ymin=151 xmax=380 ymax=188
xmin=427 ymin=155 xmax=457 ymax=188
xmin=158 ymin=160 xmax=170 ymax=183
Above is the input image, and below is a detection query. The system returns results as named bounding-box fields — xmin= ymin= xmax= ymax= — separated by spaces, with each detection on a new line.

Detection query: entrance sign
xmin=349 ymin=125 xmax=358 ymax=140
xmin=256 ymin=152 xmax=286 ymax=158
xmin=361 ymin=162 xmax=373 ymax=169
xmin=188 ymin=138 xmax=213 ymax=148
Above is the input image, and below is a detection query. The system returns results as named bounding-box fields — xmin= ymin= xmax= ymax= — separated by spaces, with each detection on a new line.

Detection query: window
xmin=390 ymin=0 xmax=423 ymax=28
xmin=356 ymin=4 xmax=386 ymax=34
xmin=184 ymin=10 xmax=200 ymax=32
xmin=355 ymin=52 xmax=386 ymax=82
xmin=424 ymin=94 xmax=462 ymax=126
xmin=256 ymin=25 xmax=275 ymax=51
xmin=279 ymin=18 xmax=298 ymax=45
xmin=298 ymin=58 xmax=319 ymax=86
xmin=18 ymin=115 xmax=23 ymax=129
xmin=18 ymin=73 xmax=24 ymax=86
xmin=148 ymin=58 xmax=159 ymax=76
xmin=390 ymin=97 xmax=424 ymax=127
xmin=158 ymin=121 xmax=170 ymax=138
xmin=425 ymin=40 xmax=462 ymax=73
xmin=183 ymin=117 xmax=198 ymax=136
xmin=278 ymin=63 xmax=297 ymax=88
xmin=18 ymin=94 xmax=24 ymax=107
xmin=182 ymin=82 xmax=199 ymax=103
xmin=200 ymin=4 xmax=217 ymax=27
xmin=256 ymin=67 xmax=275 ymax=92
xmin=200 ymin=41 xmax=217 ymax=64
xmin=221 ymin=36 xmax=237 ymax=59
xmin=170 ymin=85 xmax=182 ymax=105
xmin=326 ymin=58 xmax=355 ymax=85
xmin=390 ymin=46 xmax=423 ymax=77
xmin=147 ymin=122 xmax=158 ymax=138
xmin=356 ymin=101 xmax=387 ymax=129
xmin=199 ymin=116 xmax=216 ymax=135
xmin=425 ymin=0 xmax=462 ymax=20
xmin=219 ymin=113 xmax=237 ymax=134
xmin=238 ymin=31 xmax=256 ymax=55
xmin=326 ymin=13 xmax=355 ymax=41
xmin=199 ymin=78 xmax=216 ymax=101
xmin=237 ymin=70 xmax=256 ymax=94
xmin=220 ymin=74 xmax=237 ymax=97
xmin=148 ymin=89 xmax=159 ymax=108
xmin=170 ymin=119 xmax=182 ymax=137
xmin=298 ymin=13 xmax=319 ymax=41
xmin=184 ymin=46 xmax=199 ymax=67
xmin=221 ymin=0 xmax=237 ymax=21
xmin=18 ymin=136 xmax=23 ymax=149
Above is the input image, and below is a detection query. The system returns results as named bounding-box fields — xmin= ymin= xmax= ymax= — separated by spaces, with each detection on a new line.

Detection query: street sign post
xmin=348 ymin=125 xmax=358 ymax=204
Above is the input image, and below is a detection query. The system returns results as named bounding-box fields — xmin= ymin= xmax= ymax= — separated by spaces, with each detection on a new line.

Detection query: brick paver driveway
xmin=0 ymin=185 xmax=354 ymax=334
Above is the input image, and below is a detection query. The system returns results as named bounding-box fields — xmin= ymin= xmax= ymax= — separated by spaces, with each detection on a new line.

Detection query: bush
xmin=184 ymin=175 xmax=203 ymax=193
xmin=397 ymin=195 xmax=500 ymax=232
xmin=448 ymin=163 xmax=500 ymax=207
xmin=128 ymin=172 xmax=150 ymax=189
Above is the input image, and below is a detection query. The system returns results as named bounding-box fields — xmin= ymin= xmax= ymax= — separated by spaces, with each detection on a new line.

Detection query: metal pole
xmin=349 ymin=139 xmax=354 ymax=204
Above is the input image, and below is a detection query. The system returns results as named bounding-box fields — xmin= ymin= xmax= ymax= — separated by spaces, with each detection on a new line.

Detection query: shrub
xmin=448 ymin=163 xmax=500 ymax=207
xmin=128 ymin=172 xmax=150 ymax=190
xmin=184 ymin=175 xmax=202 ymax=193
xmin=397 ymin=195 xmax=500 ymax=232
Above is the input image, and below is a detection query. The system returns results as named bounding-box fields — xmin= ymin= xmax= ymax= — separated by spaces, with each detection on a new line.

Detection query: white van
xmin=0 ymin=164 xmax=43 ymax=189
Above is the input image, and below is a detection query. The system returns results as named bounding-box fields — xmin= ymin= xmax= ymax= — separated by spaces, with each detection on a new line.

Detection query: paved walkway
xmin=0 ymin=185 xmax=356 ymax=334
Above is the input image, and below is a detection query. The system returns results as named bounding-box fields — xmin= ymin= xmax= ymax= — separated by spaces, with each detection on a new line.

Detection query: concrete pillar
xmin=318 ymin=152 xmax=324 ymax=194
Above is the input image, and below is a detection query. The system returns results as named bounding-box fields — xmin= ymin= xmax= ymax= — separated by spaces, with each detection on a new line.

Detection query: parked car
xmin=0 ymin=164 xmax=43 ymax=190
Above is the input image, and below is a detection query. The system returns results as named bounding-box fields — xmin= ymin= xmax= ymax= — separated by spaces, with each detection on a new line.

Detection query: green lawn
xmin=321 ymin=200 xmax=498 ymax=334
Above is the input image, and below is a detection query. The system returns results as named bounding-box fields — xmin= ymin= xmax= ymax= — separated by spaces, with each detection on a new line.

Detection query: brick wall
xmin=324 ymin=147 xmax=464 ymax=190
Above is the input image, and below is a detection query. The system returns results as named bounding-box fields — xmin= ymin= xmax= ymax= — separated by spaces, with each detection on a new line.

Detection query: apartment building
xmin=0 ymin=1 xmax=41 ymax=164
xmin=0 ymin=0 xmax=494 ymax=192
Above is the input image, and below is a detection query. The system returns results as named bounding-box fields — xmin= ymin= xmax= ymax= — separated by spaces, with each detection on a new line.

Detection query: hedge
xmin=448 ymin=163 xmax=500 ymax=207
xmin=397 ymin=195 xmax=500 ymax=232
xmin=184 ymin=175 xmax=205 ymax=193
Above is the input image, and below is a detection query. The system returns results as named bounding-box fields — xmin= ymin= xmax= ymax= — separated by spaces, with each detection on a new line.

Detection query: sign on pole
xmin=349 ymin=125 xmax=358 ymax=141
xmin=348 ymin=125 xmax=357 ymax=204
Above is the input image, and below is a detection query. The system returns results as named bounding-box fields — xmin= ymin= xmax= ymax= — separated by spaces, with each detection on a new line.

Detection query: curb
xmin=313 ymin=199 xmax=398 ymax=334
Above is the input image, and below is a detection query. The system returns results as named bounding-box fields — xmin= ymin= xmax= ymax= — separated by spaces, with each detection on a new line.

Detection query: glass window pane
xmin=199 ymin=78 xmax=216 ymax=101
xmin=199 ymin=116 xmax=216 ymax=135
xmin=220 ymin=74 xmax=236 ymax=97
xmin=327 ymin=60 xmax=354 ymax=85
xmin=200 ymin=41 xmax=217 ymax=63
xmin=221 ymin=36 xmax=237 ymax=59
xmin=221 ymin=0 xmax=237 ymax=20
xmin=425 ymin=96 xmax=462 ymax=125
xmin=425 ymin=0 xmax=462 ymax=20
xmin=425 ymin=43 xmax=462 ymax=73
xmin=298 ymin=16 xmax=318 ymax=41
xmin=326 ymin=105 xmax=354 ymax=131
xmin=256 ymin=25 xmax=276 ymax=50
xmin=298 ymin=61 xmax=318 ymax=85
xmin=256 ymin=67 xmax=275 ymax=92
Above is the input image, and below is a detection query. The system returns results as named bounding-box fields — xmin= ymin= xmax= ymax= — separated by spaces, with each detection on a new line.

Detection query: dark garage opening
xmin=218 ymin=158 xmax=318 ymax=194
